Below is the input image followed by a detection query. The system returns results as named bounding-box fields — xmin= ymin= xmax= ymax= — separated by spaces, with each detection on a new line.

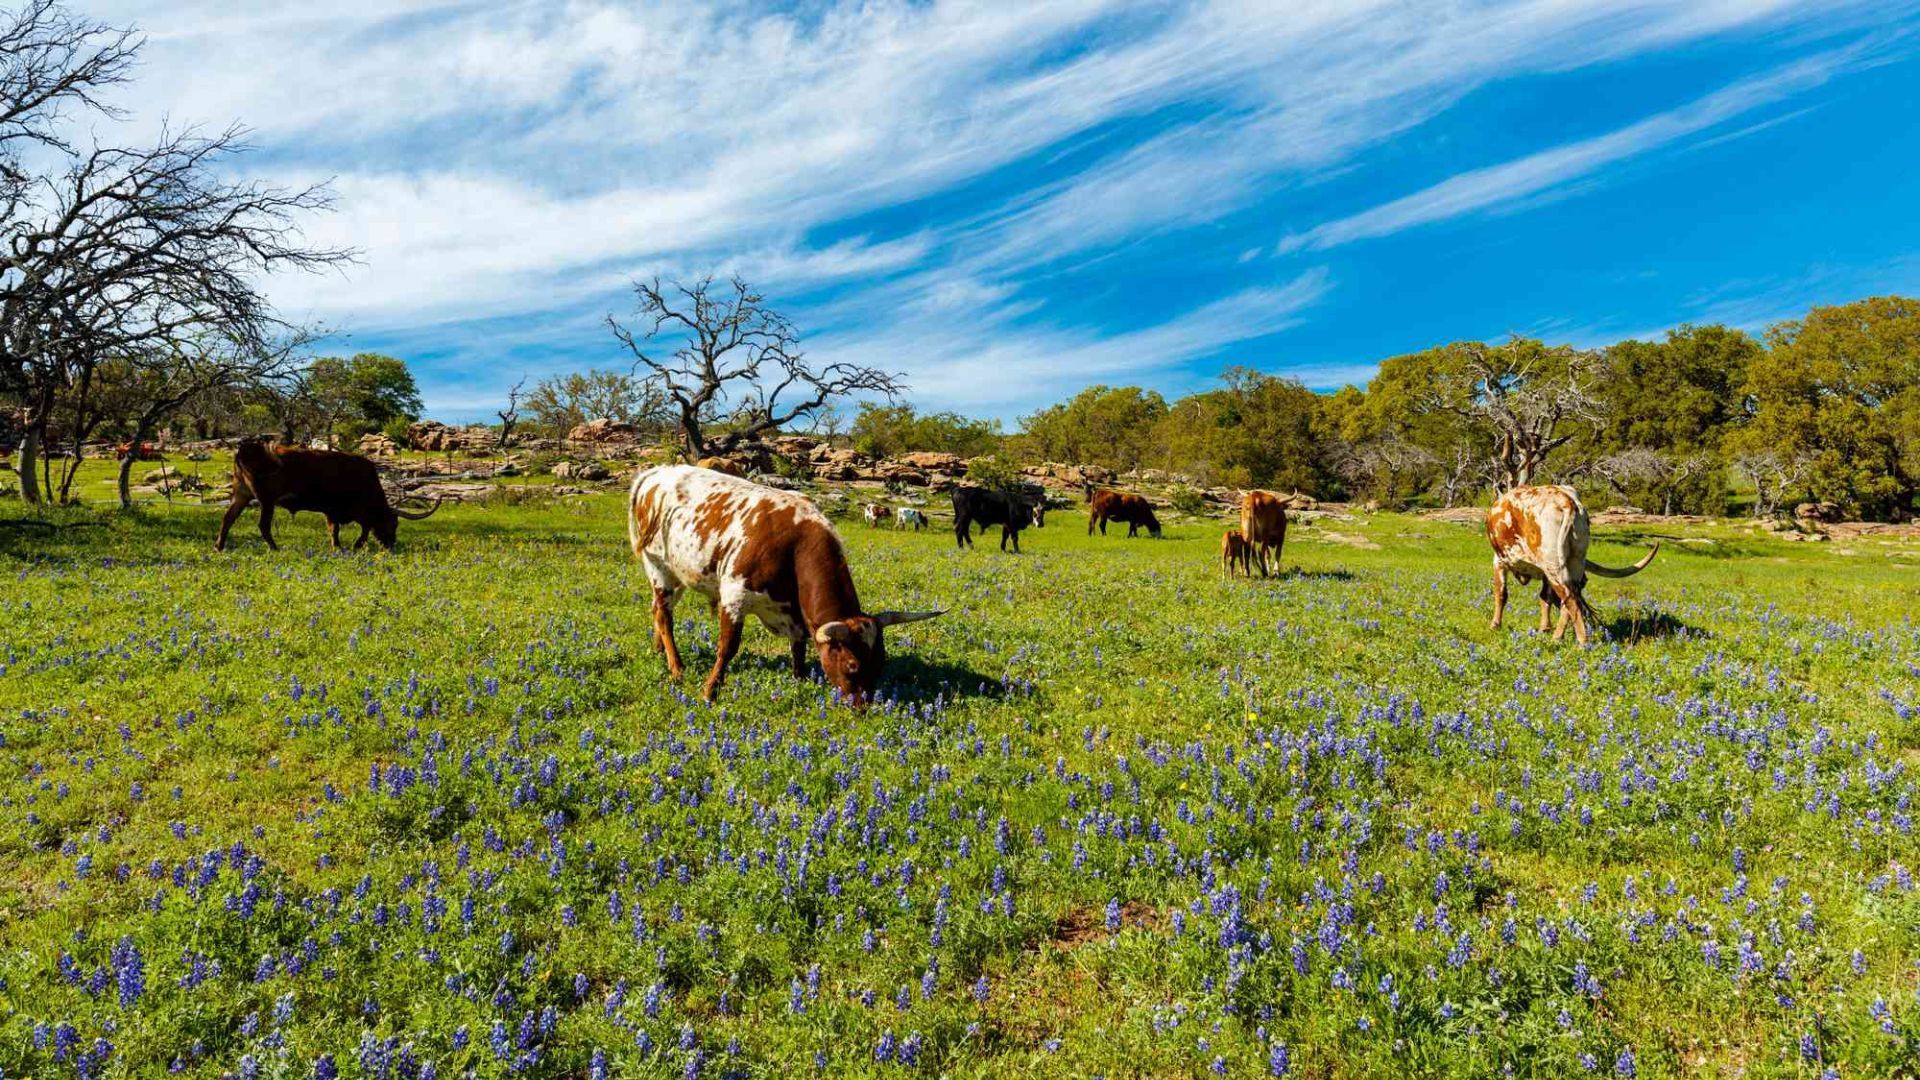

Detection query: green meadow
xmin=2 ymin=461 xmax=1917 ymax=1078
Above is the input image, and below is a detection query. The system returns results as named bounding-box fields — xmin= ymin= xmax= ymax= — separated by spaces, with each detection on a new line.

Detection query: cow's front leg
xmin=257 ymin=502 xmax=279 ymax=551
xmin=353 ymin=524 xmax=370 ymax=551
xmin=326 ymin=520 xmax=342 ymax=550
xmin=703 ymin=606 xmax=744 ymax=702
xmin=651 ymin=587 xmax=683 ymax=678
xmin=789 ymin=636 xmax=808 ymax=678
xmin=215 ymin=498 xmax=247 ymax=551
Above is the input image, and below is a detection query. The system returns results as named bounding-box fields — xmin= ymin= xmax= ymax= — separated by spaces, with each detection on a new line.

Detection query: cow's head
xmin=813 ymin=609 xmax=943 ymax=705
xmin=378 ymin=496 xmax=442 ymax=549
xmin=1144 ymin=508 xmax=1163 ymax=538
xmin=1028 ymin=499 xmax=1046 ymax=528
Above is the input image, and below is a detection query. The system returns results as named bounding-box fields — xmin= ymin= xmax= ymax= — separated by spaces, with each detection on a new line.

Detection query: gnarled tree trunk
xmin=16 ymin=427 xmax=42 ymax=506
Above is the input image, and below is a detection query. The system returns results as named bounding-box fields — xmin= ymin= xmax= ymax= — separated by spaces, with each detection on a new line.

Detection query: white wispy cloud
xmin=1275 ymin=42 xmax=1879 ymax=254
xmin=77 ymin=0 xmax=1910 ymax=416
xmin=808 ymin=269 xmax=1332 ymax=415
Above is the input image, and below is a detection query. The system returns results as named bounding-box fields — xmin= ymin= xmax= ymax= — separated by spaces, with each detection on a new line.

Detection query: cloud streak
xmin=78 ymin=0 xmax=1915 ymax=416
xmin=1276 ymin=43 xmax=1877 ymax=254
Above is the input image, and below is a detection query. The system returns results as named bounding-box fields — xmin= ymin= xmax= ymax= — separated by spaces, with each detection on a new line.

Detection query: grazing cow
xmin=216 ymin=438 xmax=440 ymax=552
xmin=1487 ymin=485 xmax=1659 ymax=645
xmin=1086 ymin=488 xmax=1162 ymax=538
xmin=952 ymin=485 xmax=1041 ymax=553
xmin=894 ymin=507 xmax=929 ymax=531
xmin=1221 ymin=529 xmax=1254 ymax=576
xmin=116 ymin=441 xmax=162 ymax=461
xmin=1240 ymin=490 xmax=1313 ymax=577
xmin=863 ymin=503 xmax=893 ymax=528
xmin=629 ymin=465 xmax=942 ymax=703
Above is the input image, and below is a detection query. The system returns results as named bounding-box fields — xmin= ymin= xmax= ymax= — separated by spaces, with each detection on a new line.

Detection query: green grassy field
xmin=3 ymin=462 xmax=1917 ymax=1078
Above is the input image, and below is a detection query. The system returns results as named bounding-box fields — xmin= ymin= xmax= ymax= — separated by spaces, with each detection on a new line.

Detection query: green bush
xmin=965 ymin=454 xmax=1021 ymax=491
xmin=1169 ymin=484 xmax=1208 ymax=515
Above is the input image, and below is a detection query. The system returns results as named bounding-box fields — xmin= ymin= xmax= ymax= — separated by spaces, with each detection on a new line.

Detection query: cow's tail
xmin=1587 ymin=543 xmax=1659 ymax=578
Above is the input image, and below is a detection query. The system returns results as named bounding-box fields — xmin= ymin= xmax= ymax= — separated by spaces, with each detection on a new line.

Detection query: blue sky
xmin=101 ymin=1 xmax=1920 ymax=422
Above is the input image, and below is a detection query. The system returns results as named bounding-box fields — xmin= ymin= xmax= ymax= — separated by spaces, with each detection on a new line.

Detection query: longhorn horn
xmin=872 ymin=609 xmax=945 ymax=628
xmin=392 ymin=496 xmax=443 ymax=521
xmin=1587 ymin=542 xmax=1658 ymax=578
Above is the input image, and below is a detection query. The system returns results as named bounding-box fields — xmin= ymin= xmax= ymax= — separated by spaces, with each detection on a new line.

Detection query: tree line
xmin=969 ymin=296 xmax=1917 ymax=521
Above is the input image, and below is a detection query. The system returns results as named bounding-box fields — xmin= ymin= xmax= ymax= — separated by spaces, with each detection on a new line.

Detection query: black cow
xmin=952 ymin=485 xmax=1043 ymax=553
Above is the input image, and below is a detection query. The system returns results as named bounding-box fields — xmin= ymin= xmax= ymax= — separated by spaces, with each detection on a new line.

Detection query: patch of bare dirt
xmin=1050 ymin=901 xmax=1161 ymax=950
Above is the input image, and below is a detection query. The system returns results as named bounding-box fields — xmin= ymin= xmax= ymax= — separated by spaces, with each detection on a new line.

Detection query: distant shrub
xmin=966 ymin=455 xmax=1021 ymax=492
xmin=1169 ymin=485 xmax=1208 ymax=516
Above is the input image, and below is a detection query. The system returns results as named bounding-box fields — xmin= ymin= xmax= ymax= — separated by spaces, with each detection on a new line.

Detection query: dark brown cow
xmin=215 ymin=438 xmax=440 ymax=552
xmin=630 ymin=464 xmax=943 ymax=703
xmin=1221 ymin=529 xmax=1254 ymax=576
xmin=1488 ymin=485 xmax=1658 ymax=645
xmin=1086 ymin=488 xmax=1162 ymax=538
xmin=1239 ymin=490 xmax=1312 ymax=577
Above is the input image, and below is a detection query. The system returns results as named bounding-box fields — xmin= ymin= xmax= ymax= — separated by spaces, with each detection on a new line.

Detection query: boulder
xmin=407 ymin=482 xmax=492 ymax=503
xmin=1794 ymin=501 xmax=1842 ymax=524
xmin=142 ymin=465 xmax=179 ymax=483
xmin=898 ymin=451 xmax=966 ymax=472
xmin=864 ymin=463 xmax=930 ymax=487
xmin=568 ymin=418 xmax=643 ymax=443
xmin=359 ymin=433 xmax=400 ymax=457
xmin=771 ymin=435 xmax=821 ymax=457
xmin=407 ymin=420 xmax=495 ymax=452
xmin=552 ymin=460 xmax=612 ymax=482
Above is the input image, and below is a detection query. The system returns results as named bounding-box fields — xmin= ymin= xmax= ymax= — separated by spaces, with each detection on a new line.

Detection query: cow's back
xmin=1241 ymin=491 xmax=1286 ymax=546
xmin=630 ymin=465 xmax=833 ymax=595
xmin=1488 ymin=485 xmax=1587 ymax=573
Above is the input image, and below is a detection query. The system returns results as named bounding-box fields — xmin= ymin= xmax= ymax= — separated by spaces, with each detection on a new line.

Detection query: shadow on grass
xmin=1601 ymin=608 xmax=1710 ymax=644
xmin=1231 ymin=567 xmax=1357 ymax=582
xmin=883 ymin=652 xmax=1008 ymax=705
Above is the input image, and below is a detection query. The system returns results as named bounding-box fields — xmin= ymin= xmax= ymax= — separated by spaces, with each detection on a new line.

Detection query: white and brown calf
xmin=863 ymin=503 xmax=893 ymax=528
xmin=630 ymin=465 xmax=941 ymax=703
xmin=1487 ymin=485 xmax=1658 ymax=645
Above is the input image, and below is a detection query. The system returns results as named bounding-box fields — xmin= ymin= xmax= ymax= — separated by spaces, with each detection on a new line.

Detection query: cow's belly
xmin=738 ymin=589 xmax=800 ymax=637
xmin=1497 ymin=550 xmax=1559 ymax=582
xmin=648 ymin=535 xmax=798 ymax=637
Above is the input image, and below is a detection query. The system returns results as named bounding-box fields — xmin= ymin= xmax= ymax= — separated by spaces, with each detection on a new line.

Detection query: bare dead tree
xmin=0 ymin=0 xmax=138 ymax=161
xmin=609 ymin=275 xmax=904 ymax=458
xmin=1425 ymin=339 xmax=1608 ymax=492
xmin=1435 ymin=442 xmax=1493 ymax=508
xmin=2 ymin=4 xmax=351 ymax=506
xmin=105 ymin=329 xmax=315 ymax=507
xmin=496 ymin=375 xmax=527 ymax=449
xmin=1591 ymin=448 xmax=1711 ymax=516
xmin=1731 ymin=450 xmax=1813 ymax=519
xmin=3 ymin=123 xmax=349 ymax=502
xmin=1333 ymin=436 xmax=1436 ymax=507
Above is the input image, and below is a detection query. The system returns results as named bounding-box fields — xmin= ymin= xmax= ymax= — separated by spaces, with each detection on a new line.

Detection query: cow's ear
xmin=873 ymin=609 xmax=944 ymax=628
xmin=815 ymin=621 xmax=854 ymax=644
